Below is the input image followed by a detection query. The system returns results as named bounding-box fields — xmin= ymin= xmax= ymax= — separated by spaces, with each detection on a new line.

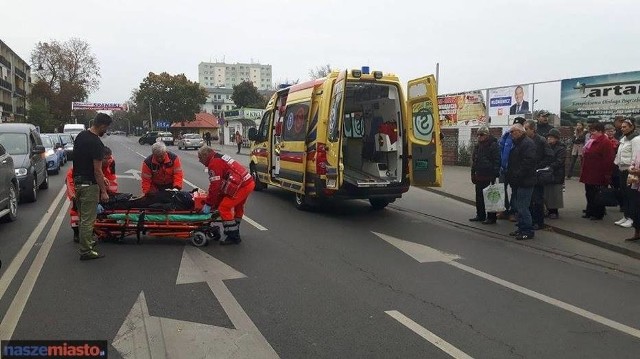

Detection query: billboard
xmin=71 ymin=102 xmax=127 ymax=111
xmin=560 ymin=70 xmax=640 ymax=123
xmin=488 ymin=85 xmax=532 ymax=125
xmin=438 ymin=91 xmax=487 ymax=127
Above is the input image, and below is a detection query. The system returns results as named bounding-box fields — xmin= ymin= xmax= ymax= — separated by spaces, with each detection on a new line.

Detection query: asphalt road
xmin=1 ymin=134 xmax=640 ymax=358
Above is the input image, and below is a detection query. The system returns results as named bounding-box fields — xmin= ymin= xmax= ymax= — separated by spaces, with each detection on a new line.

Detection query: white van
xmin=63 ymin=124 xmax=86 ymax=134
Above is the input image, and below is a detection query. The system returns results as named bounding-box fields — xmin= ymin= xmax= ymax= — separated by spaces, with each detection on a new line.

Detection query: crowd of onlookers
xmin=470 ymin=113 xmax=640 ymax=242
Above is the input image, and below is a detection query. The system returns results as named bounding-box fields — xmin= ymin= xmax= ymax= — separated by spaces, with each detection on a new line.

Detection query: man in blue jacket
xmin=498 ymin=117 xmax=526 ymax=220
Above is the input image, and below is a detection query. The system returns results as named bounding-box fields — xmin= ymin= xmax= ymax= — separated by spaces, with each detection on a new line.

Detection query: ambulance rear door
xmin=405 ymin=75 xmax=443 ymax=187
xmin=324 ymin=70 xmax=347 ymax=190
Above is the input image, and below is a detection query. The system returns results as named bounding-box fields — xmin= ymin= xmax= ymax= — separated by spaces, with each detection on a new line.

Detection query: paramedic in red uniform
xmin=197 ymin=146 xmax=255 ymax=245
xmin=141 ymin=142 xmax=184 ymax=195
xmin=66 ymin=147 xmax=118 ymax=243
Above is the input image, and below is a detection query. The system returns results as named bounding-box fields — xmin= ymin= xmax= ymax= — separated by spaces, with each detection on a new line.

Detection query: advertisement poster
xmin=488 ymin=85 xmax=532 ymax=126
xmin=560 ymin=70 xmax=640 ymax=123
xmin=438 ymin=91 xmax=487 ymax=127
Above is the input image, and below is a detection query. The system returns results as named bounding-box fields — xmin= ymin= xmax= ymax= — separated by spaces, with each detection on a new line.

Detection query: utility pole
xmin=148 ymin=101 xmax=153 ymax=131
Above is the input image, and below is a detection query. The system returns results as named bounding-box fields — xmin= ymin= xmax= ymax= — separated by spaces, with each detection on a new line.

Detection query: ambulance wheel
xmin=191 ymin=231 xmax=209 ymax=247
xmin=294 ymin=193 xmax=311 ymax=210
xmin=369 ymin=198 xmax=390 ymax=210
xmin=250 ymin=163 xmax=266 ymax=191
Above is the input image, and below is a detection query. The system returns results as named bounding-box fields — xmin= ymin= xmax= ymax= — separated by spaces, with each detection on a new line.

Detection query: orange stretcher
xmin=93 ymin=208 xmax=221 ymax=247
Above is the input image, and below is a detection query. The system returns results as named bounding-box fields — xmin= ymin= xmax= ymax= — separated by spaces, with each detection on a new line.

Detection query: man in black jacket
xmin=536 ymin=110 xmax=554 ymax=137
xmin=470 ymin=126 xmax=501 ymax=224
xmin=506 ymin=123 xmax=537 ymax=240
xmin=524 ymin=119 xmax=554 ymax=230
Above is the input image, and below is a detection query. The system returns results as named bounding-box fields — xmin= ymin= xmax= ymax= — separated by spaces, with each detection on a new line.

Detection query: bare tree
xmin=308 ymin=64 xmax=333 ymax=79
xmin=30 ymin=38 xmax=100 ymax=94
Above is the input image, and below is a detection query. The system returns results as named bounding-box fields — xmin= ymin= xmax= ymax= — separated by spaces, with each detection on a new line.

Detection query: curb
xmin=423 ymin=187 xmax=640 ymax=261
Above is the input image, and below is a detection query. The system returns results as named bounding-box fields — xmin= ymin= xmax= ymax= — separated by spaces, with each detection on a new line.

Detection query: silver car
xmin=176 ymin=133 xmax=204 ymax=150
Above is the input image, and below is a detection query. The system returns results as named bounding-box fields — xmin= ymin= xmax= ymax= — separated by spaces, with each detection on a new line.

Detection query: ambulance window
xmin=257 ymin=112 xmax=271 ymax=141
xmin=282 ymin=102 xmax=309 ymax=142
xmin=328 ymin=91 xmax=343 ymax=142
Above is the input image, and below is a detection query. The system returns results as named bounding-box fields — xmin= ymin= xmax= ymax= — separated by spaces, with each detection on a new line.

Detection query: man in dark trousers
xmin=470 ymin=126 xmax=501 ymax=224
xmin=506 ymin=123 xmax=537 ymax=240
xmin=524 ymin=119 xmax=554 ymax=230
xmin=72 ymin=113 xmax=112 ymax=260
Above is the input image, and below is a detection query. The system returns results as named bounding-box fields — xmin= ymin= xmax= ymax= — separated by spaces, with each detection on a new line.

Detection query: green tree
xmin=231 ymin=81 xmax=266 ymax=108
xmin=133 ymin=72 xmax=207 ymax=124
xmin=309 ymin=64 xmax=332 ymax=79
xmin=27 ymin=98 xmax=54 ymax=132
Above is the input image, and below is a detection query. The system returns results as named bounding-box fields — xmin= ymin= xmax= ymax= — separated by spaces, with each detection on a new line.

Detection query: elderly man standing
xmin=524 ymin=119 xmax=553 ymax=230
xmin=141 ymin=142 xmax=184 ymax=195
xmin=506 ymin=123 xmax=537 ymax=240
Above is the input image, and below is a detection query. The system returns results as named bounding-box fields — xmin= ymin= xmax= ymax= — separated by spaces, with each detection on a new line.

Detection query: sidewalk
xmin=216 ymin=144 xmax=251 ymax=156
xmin=424 ymin=166 xmax=640 ymax=259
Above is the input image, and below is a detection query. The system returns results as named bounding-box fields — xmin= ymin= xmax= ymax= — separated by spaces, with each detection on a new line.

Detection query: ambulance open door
xmin=405 ymin=75 xmax=443 ymax=187
xmin=324 ymin=70 xmax=347 ymax=190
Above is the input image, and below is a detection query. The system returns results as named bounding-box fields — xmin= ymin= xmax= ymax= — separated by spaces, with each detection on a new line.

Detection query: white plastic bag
xmin=482 ymin=184 xmax=506 ymax=213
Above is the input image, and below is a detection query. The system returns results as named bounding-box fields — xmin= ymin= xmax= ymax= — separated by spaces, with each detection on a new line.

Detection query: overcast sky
xmin=4 ymin=0 xmax=640 ymax=114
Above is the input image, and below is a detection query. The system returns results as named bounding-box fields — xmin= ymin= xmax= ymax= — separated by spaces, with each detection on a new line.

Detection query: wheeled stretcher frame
xmin=93 ymin=208 xmax=221 ymax=247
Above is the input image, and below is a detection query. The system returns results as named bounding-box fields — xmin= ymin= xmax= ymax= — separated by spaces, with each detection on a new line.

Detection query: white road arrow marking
xmin=113 ymin=247 xmax=278 ymax=358
xmin=372 ymin=231 xmax=640 ymax=340
xmin=124 ymin=169 xmax=142 ymax=180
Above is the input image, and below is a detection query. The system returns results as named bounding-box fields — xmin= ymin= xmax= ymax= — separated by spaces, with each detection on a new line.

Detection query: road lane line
xmin=136 ymin=152 xmax=145 ymax=158
xmin=243 ymin=216 xmax=268 ymax=231
xmin=386 ymin=310 xmax=473 ymax=359
xmin=0 ymin=186 xmax=66 ymax=303
xmin=0 ymin=199 xmax=70 ymax=340
xmin=449 ymin=261 xmax=640 ymax=340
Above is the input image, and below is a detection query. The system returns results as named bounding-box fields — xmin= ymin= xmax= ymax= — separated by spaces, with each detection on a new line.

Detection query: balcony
xmin=0 ymin=102 xmax=13 ymax=112
xmin=14 ymin=88 xmax=26 ymax=97
xmin=0 ymin=56 xmax=10 ymax=69
xmin=0 ymin=78 xmax=12 ymax=91
xmin=15 ymin=68 xmax=26 ymax=79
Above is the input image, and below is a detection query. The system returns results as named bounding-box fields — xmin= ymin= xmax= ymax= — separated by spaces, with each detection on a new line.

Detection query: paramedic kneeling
xmin=197 ymin=146 xmax=255 ymax=245
xmin=141 ymin=142 xmax=184 ymax=195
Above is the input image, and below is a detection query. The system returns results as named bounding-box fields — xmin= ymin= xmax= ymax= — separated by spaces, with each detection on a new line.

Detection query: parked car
xmin=42 ymin=133 xmax=67 ymax=165
xmin=58 ymin=133 xmax=75 ymax=160
xmin=0 ymin=123 xmax=48 ymax=202
xmin=157 ymin=132 xmax=174 ymax=145
xmin=139 ymin=131 xmax=159 ymax=145
xmin=40 ymin=135 xmax=63 ymax=175
xmin=0 ymin=143 xmax=18 ymax=222
xmin=176 ymin=133 xmax=204 ymax=150
xmin=139 ymin=131 xmax=173 ymax=145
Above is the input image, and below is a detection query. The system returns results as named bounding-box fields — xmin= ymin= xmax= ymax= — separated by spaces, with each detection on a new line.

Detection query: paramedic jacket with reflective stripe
xmin=205 ymin=152 xmax=251 ymax=207
xmin=66 ymin=155 xmax=118 ymax=199
xmin=141 ymin=152 xmax=184 ymax=194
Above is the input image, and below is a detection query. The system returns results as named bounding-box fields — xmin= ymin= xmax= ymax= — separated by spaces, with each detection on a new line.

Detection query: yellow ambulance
xmin=247 ymin=68 xmax=442 ymax=209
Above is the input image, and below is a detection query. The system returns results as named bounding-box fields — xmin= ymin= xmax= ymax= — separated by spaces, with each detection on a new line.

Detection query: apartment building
xmin=198 ymin=61 xmax=272 ymax=90
xmin=0 ymin=39 xmax=31 ymax=123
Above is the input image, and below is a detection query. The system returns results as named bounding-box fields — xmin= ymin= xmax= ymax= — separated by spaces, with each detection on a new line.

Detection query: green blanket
xmin=107 ymin=213 xmax=211 ymax=222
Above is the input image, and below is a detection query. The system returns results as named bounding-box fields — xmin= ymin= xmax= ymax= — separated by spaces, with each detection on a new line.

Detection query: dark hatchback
xmin=0 ymin=123 xmax=49 ymax=202
xmin=0 ymin=143 xmax=18 ymax=222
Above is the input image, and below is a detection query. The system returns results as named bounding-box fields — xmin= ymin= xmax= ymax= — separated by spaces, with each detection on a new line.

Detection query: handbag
xmin=482 ymin=184 xmax=506 ymax=213
xmin=595 ymin=187 xmax=619 ymax=207
xmin=535 ymin=167 xmax=554 ymax=186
